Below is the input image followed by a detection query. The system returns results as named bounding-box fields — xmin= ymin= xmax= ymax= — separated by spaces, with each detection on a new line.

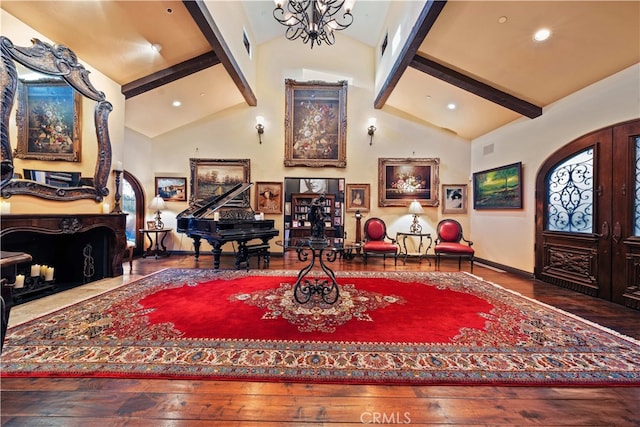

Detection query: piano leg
xmin=212 ymin=243 xmax=223 ymax=269
xmin=191 ymin=235 xmax=202 ymax=259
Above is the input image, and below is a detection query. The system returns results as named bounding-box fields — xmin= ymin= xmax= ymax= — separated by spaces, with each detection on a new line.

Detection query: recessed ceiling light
xmin=447 ymin=103 xmax=456 ymax=110
xmin=533 ymin=28 xmax=551 ymax=42
xmin=172 ymin=100 xmax=182 ymax=107
xmin=151 ymin=43 xmax=162 ymax=53
xmin=497 ymin=16 xmax=508 ymax=24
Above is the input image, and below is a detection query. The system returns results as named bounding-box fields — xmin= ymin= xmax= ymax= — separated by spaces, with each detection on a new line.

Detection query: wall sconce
xmin=148 ymin=195 xmax=167 ymax=230
xmin=256 ymin=116 xmax=265 ymax=144
xmin=408 ymin=200 xmax=424 ymax=234
xmin=367 ymin=118 xmax=377 ymax=145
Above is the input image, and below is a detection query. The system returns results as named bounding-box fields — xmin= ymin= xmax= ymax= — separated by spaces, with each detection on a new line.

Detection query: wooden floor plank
xmin=2 ymin=254 xmax=639 ymax=426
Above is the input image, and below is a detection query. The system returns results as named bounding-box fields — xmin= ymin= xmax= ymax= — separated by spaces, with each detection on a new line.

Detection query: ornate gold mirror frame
xmin=0 ymin=37 xmax=111 ymax=201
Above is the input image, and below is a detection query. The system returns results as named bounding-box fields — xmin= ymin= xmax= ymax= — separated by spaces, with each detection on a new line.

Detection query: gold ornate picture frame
xmin=378 ymin=158 xmax=440 ymax=207
xmin=346 ymin=183 xmax=370 ymax=212
xmin=189 ymin=158 xmax=250 ymax=204
xmin=255 ymin=181 xmax=283 ymax=214
xmin=15 ymin=79 xmax=81 ymax=162
xmin=283 ymin=79 xmax=347 ymax=168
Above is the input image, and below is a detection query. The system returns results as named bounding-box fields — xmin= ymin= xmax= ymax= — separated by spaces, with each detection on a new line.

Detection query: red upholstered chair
xmin=434 ymin=219 xmax=474 ymax=272
xmin=362 ymin=218 xmax=398 ymax=265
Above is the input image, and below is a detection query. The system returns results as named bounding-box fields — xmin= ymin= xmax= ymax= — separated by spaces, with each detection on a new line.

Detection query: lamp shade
xmin=149 ymin=195 xmax=166 ymax=211
xmin=408 ymin=200 xmax=423 ymax=214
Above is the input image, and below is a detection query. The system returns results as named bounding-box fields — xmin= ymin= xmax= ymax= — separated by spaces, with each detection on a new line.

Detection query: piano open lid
xmin=177 ymin=182 xmax=254 ymax=220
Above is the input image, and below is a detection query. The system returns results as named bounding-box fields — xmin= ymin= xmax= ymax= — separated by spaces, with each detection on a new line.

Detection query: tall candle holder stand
xmin=112 ymin=169 xmax=123 ymax=214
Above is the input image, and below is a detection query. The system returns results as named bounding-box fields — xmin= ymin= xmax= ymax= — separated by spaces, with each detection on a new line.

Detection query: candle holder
xmin=112 ymin=169 xmax=123 ymax=214
xmin=13 ymin=274 xmax=56 ymax=300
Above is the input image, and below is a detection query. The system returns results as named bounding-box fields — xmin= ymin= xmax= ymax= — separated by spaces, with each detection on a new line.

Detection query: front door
xmin=535 ymin=119 xmax=640 ymax=307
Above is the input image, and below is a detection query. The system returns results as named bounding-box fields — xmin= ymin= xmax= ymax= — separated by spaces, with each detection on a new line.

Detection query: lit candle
xmin=0 ymin=201 xmax=10 ymax=214
xmin=30 ymin=264 xmax=40 ymax=277
xmin=40 ymin=264 xmax=48 ymax=277
xmin=102 ymin=202 xmax=111 ymax=214
xmin=213 ymin=211 xmax=220 ymax=221
xmin=45 ymin=267 xmax=54 ymax=281
xmin=115 ymin=161 xmax=123 ymax=171
xmin=14 ymin=274 xmax=25 ymax=289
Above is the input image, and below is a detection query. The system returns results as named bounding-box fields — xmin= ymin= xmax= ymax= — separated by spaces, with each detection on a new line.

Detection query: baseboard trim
xmin=475 ymin=257 xmax=533 ymax=279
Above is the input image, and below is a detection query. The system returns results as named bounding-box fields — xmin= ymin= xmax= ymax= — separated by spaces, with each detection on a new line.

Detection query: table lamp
xmin=408 ymin=200 xmax=423 ymax=233
xmin=149 ymin=195 xmax=166 ymax=229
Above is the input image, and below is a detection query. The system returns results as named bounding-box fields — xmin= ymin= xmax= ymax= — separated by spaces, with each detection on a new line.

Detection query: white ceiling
xmin=2 ymin=1 xmax=639 ymax=140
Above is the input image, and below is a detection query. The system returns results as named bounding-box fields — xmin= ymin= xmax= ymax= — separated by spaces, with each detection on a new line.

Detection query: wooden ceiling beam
xmin=410 ymin=55 xmax=542 ymax=118
xmin=183 ymin=0 xmax=257 ymax=106
xmin=374 ymin=0 xmax=447 ymax=109
xmin=122 ymin=51 xmax=220 ymax=99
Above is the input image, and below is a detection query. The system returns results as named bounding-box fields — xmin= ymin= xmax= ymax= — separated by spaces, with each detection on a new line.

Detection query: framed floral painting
xmin=15 ymin=79 xmax=81 ymax=162
xmin=283 ymin=79 xmax=347 ymax=168
xmin=378 ymin=158 xmax=440 ymax=207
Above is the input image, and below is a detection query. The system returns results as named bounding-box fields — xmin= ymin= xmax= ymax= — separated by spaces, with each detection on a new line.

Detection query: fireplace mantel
xmin=0 ymin=214 xmax=127 ymax=290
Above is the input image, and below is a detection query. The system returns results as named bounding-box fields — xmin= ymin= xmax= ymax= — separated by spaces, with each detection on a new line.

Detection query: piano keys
xmin=176 ymin=182 xmax=279 ymax=269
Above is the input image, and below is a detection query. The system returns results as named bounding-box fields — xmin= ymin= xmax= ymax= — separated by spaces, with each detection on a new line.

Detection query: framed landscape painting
xmin=442 ymin=184 xmax=467 ymax=214
xmin=255 ymin=181 xmax=283 ymax=214
xmin=473 ymin=162 xmax=523 ymax=209
xmin=378 ymin=158 xmax=440 ymax=207
xmin=155 ymin=177 xmax=187 ymax=202
xmin=15 ymin=79 xmax=81 ymax=162
xmin=189 ymin=158 xmax=250 ymax=204
xmin=283 ymin=79 xmax=347 ymax=168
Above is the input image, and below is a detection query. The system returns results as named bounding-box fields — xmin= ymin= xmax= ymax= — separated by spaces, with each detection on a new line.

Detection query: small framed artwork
xmin=299 ymin=178 xmax=328 ymax=194
xmin=284 ymin=79 xmax=348 ymax=168
xmin=255 ymin=181 xmax=283 ymax=214
xmin=189 ymin=158 xmax=250 ymax=203
xmin=155 ymin=177 xmax=187 ymax=202
xmin=146 ymin=221 xmax=156 ymax=230
xmin=346 ymin=183 xmax=370 ymax=212
xmin=378 ymin=158 xmax=440 ymax=207
xmin=442 ymin=184 xmax=468 ymax=214
xmin=15 ymin=79 xmax=82 ymax=162
xmin=473 ymin=162 xmax=523 ymax=209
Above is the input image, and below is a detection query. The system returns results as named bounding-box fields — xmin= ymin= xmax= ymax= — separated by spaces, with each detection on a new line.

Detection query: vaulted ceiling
xmin=2 ymin=0 xmax=638 ymax=140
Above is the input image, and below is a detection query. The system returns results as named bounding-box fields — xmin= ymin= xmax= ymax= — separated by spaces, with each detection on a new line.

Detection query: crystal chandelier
xmin=273 ymin=0 xmax=354 ymax=48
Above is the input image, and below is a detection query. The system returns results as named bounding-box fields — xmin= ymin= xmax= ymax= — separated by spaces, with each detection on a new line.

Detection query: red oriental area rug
xmin=2 ymin=269 xmax=640 ymax=386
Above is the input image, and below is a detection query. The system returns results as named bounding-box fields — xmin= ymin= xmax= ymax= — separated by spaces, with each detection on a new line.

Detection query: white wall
xmin=470 ymin=63 xmax=640 ymax=273
xmin=145 ymin=34 xmax=469 ymax=253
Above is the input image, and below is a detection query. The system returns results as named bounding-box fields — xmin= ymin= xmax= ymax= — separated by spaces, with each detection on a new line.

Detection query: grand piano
xmin=176 ymin=182 xmax=279 ymax=269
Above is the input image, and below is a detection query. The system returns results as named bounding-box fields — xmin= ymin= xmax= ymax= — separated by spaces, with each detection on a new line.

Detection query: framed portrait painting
xmin=255 ymin=181 xmax=283 ymax=214
xmin=346 ymin=183 xmax=370 ymax=212
xmin=189 ymin=158 xmax=250 ymax=203
xmin=155 ymin=177 xmax=187 ymax=202
xmin=15 ymin=79 xmax=81 ymax=162
xmin=473 ymin=162 xmax=523 ymax=209
xmin=283 ymin=79 xmax=347 ymax=168
xmin=442 ymin=184 xmax=467 ymax=214
xmin=378 ymin=158 xmax=440 ymax=207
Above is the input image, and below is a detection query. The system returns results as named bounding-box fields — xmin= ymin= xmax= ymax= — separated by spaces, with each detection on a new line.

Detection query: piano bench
xmin=237 ymin=243 xmax=271 ymax=270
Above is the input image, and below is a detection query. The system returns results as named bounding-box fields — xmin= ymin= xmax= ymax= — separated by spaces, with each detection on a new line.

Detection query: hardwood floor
xmin=2 ymin=253 xmax=640 ymax=426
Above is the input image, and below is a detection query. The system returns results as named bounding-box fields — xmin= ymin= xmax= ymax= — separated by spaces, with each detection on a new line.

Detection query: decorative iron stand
xmin=293 ymin=238 xmax=339 ymax=305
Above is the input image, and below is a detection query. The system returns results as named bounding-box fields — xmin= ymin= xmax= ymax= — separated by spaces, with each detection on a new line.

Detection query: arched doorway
xmin=122 ymin=170 xmax=145 ymax=257
xmin=535 ymin=119 xmax=640 ymax=308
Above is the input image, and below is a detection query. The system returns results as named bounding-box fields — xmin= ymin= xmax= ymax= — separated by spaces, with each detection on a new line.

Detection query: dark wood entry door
xmin=535 ymin=119 xmax=640 ymax=307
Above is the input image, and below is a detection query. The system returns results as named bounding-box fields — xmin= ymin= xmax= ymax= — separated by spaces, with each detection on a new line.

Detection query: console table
xmin=140 ymin=228 xmax=172 ymax=259
xmin=396 ymin=232 xmax=433 ymax=265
